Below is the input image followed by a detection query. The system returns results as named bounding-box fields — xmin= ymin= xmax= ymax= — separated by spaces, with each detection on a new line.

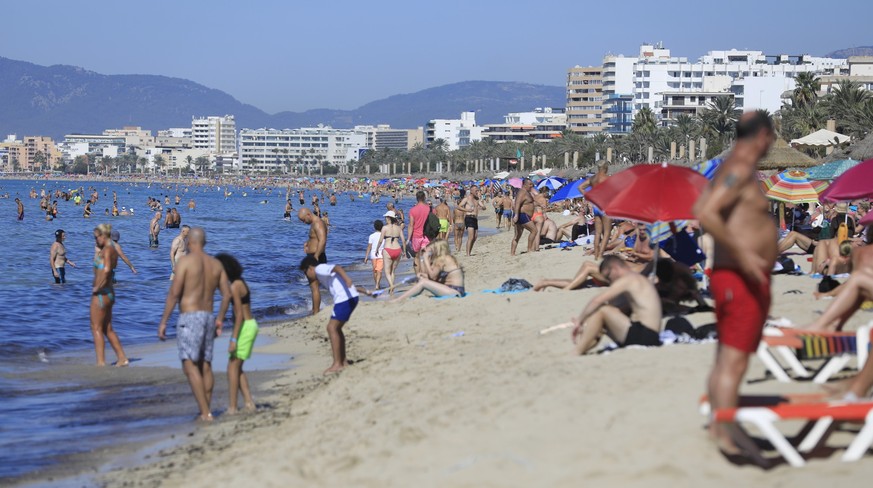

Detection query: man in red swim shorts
xmin=693 ymin=110 xmax=777 ymax=464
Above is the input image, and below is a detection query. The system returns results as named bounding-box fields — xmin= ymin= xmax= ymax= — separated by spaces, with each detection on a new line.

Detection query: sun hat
xmin=384 ymin=210 xmax=396 ymax=218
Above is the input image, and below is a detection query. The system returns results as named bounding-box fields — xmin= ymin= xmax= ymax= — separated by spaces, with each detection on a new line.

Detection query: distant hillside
xmin=825 ymin=46 xmax=873 ymax=58
xmin=0 ymin=56 xmax=565 ymax=138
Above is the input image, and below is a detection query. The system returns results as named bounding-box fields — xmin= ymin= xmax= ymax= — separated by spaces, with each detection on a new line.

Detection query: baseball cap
xmin=383 ymin=210 xmax=396 ymax=218
xmin=110 ymin=230 xmax=120 ymax=241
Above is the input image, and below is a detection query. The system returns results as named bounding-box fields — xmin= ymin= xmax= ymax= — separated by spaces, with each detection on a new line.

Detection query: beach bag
xmin=818 ymin=275 xmax=841 ymax=293
xmin=837 ymin=222 xmax=849 ymax=243
xmin=773 ymin=256 xmax=800 ymax=275
xmin=424 ymin=212 xmax=441 ymax=240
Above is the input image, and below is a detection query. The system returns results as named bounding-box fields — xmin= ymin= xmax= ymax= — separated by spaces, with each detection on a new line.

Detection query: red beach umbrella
xmin=585 ymin=163 xmax=709 ymax=224
xmin=821 ymin=158 xmax=873 ymax=202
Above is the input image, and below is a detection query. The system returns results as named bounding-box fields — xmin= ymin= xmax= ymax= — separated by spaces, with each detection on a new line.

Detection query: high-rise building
xmin=601 ymin=55 xmax=636 ymax=134
xmin=238 ymin=126 xmax=366 ymax=173
xmin=191 ymin=115 xmax=237 ymax=154
xmin=425 ymin=112 xmax=484 ymax=151
xmin=565 ymin=66 xmax=604 ymax=135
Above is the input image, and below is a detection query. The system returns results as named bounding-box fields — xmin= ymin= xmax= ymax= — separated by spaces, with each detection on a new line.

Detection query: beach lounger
xmin=713 ymin=401 xmax=873 ymax=467
xmin=756 ymin=325 xmax=872 ymax=383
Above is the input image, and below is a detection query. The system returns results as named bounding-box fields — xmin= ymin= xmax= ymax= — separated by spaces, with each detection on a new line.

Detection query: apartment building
xmin=565 ymin=66 xmax=604 ymax=134
xmin=238 ymin=126 xmax=366 ymax=173
xmin=191 ymin=115 xmax=237 ymax=154
xmin=601 ymin=55 xmax=636 ymax=133
xmin=102 ymin=126 xmax=155 ymax=147
xmin=482 ymin=108 xmax=567 ymax=143
xmin=425 ymin=112 xmax=484 ymax=151
xmin=353 ymin=125 xmax=424 ymax=150
xmin=4 ymin=136 xmax=61 ymax=171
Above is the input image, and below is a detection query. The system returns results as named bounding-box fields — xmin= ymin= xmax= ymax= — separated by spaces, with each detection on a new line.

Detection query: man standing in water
xmin=459 ymin=186 xmax=487 ymax=256
xmin=15 ymin=197 xmax=24 ymax=220
xmin=299 ymin=208 xmax=328 ymax=315
xmin=693 ymin=111 xmax=777 ymax=462
xmin=149 ymin=210 xmax=162 ymax=248
xmin=170 ymin=225 xmax=190 ymax=280
xmin=158 ymin=227 xmax=231 ymax=422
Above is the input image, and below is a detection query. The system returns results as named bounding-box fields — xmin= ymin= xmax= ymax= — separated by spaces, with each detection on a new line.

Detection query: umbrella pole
xmin=649 ymin=222 xmax=659 ymax=283
xmin=778 ymin=202 xmax=786 ymax=231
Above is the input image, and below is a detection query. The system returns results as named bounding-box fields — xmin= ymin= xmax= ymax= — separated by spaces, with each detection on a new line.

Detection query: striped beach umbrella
xmin=535 ymin=176 xmax=567 ymax=191
xmin=692 ymin=158 xmax=722 ymax=180
xmin=646 ymin=221 xmax=688 ymax=245
xmin=764 ymin=170 xmax=829 ymax=203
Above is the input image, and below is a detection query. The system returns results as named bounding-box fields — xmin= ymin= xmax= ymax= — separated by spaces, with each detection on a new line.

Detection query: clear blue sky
xmin=1 ymin=0 xmax=869 ymax=113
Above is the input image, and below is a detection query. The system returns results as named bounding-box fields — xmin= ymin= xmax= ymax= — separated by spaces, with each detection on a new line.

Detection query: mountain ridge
xmin=0 ymin=56 xmax=565 ymax=139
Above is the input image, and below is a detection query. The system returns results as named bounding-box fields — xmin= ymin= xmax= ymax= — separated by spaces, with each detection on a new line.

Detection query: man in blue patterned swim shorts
xmin=158 ymin=227 xmax=231 ymax=421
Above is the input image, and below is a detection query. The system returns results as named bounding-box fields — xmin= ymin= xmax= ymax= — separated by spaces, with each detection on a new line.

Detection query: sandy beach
xmin=95 ymin=211 xmax=873 ymax=488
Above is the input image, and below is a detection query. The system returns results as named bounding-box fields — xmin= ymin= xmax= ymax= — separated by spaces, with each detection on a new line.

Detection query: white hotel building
xmin=630 ymin=44 xmax=847 ymax=124
xmin=192 ymin=115 xmax=237 ymax=154
xmin=238 ymin=126 xmax=366 ymax=173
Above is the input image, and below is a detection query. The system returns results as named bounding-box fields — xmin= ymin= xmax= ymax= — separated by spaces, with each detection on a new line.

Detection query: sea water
xmin=0 ymin=178 xmax=404 ymax=482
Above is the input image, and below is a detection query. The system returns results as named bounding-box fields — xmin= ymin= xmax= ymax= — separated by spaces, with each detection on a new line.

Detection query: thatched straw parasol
xmin=757 ymin=138 xmax=816 ymax=170
xmin=823 ymin=131 xmax=873 ymax=163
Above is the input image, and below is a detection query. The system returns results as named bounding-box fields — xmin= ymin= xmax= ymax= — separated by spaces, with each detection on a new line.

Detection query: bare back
xmin=175 ymin=251 xmax=225 ymax=313
xmin=613 ymin=273 xmax=662 ymax=331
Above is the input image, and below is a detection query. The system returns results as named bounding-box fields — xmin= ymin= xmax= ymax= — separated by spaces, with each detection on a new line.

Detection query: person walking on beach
xmin=170 ymin=225 xmax=190 ymax=280
xmin=407 ymin=191 xmax=431 ymax=272
xmin=149 ymin=211 xmax=162 ymax=248
xmin=377 ymin=211 xmax=406 ymax=293
xmin=511 ymin=179 xmax=538 ymax=255
xmin=91 ymin=224 xmax=128 ymax=367
xmin=692 ymin=111 xmax=777 ymax=461
xmin=452 ymin=200 xmax=466 ymax=252
xmin=299 ymin=256 xmax=359 ymax=374
xmin=433 ymin=198 xmax=453 ymax=241
xmin=459 ymin=186 xmax=487 ymax=256
xmin=15 ymin=197 xmax=24 ymax=220
xmin=158 ymin=227 xmax=231 ymax=422
xmin=216 ymin=253 xmax=258 ymax=414
xmin=109 ymin=230 xmax=137 ymax=278
xmin=364 ymin=220 xmax=385 ymax=289
xmin=579 ymin=164 xmax=613 ymax=260
xmin=50 ymin=229 xmax=76 ymax=284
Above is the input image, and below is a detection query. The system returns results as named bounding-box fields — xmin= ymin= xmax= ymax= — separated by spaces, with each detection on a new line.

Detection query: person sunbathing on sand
xmin=570 ymin=256 xmax=663 ymax=355
xmin=777 ymin=230 xmax=817 ymax=255
xmin=812 ymin=239 xmax=855 ymax=275
xmin=815 ymin=243 xmax=873 ymax=299
xmin=391 ymin=240 xmax=465 ymax=302
xmin=534 ymin=256 xmax=647 ymax=292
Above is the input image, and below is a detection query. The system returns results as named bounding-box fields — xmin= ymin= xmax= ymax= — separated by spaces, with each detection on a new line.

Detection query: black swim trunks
xmin=464 ymin=215 xmax=478 ymax=230
xmin=622 ymin=322 xmax=662 ymax=347
xmin=306 ymin=252 xmax=328 ymax=264
xmin=284 ymin=212 xmax=291 ymax=218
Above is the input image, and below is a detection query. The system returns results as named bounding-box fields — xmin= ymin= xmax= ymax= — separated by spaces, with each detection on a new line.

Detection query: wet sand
xmin=75 ymin=212 xmax=873 ymax=487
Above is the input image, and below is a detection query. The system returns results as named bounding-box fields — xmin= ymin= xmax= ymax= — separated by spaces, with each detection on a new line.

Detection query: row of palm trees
xmin=780 ymin=73 xmax=873 ymax=144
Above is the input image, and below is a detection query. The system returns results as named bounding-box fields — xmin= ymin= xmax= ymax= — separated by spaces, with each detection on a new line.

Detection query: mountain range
xmin=0 ymin=56 xmax=565 ymax=139
xmin=825 ymin=46 xmax=873 ymax=58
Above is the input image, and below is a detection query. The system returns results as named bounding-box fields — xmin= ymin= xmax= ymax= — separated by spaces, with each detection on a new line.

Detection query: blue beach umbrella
xmin=548 ymin=179 xmax=590 ymax=203
xmin=806 ymin=159 xmax=859 ymax=181
xmin=535 ymin=176 xmax=567 ymax=191
xmin=693 ymin=158 xmax=722 ymax=180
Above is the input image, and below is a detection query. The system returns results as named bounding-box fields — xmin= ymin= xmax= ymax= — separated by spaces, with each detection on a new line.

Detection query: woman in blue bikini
xmin=91 ymin=223 xmax=128 ymax=367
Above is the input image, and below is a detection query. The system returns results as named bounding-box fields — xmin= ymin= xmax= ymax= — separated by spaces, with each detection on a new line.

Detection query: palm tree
xmin=632 ymin=107 xmax=657 ymax=135
xmin=792 ymin=72 xmax=820 ymax=107
xmin=195 ymin=156 xmax=210 ymax=176
xmin=33 ymin=151 xmax=47 ymax=171
xmin=828 ymin=80 xmax=871 ymax=137
xmin=699 ymin=96 xmax=741 ymax=145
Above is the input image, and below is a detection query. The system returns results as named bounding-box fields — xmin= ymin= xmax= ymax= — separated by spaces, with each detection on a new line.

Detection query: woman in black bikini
xmin=391 ymin=240 xmax=465 ymax=302
xmin=377 ymin=211 xmax=407 ymax=293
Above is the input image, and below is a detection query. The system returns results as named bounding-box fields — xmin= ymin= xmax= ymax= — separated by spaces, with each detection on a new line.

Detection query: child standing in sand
xmin=216 ymin=253 xmax=258 ymax=414
xmin=299 ymin=256 xmax=359 ymax=374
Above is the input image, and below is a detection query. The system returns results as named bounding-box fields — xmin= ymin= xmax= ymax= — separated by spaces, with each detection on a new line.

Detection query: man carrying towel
xmin=693 ymin=111 xmax=777 ymax=463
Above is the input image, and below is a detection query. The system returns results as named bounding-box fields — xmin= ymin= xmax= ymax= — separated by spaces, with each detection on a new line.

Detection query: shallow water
xmin=0 ymin=178 xmax=409 ymax=482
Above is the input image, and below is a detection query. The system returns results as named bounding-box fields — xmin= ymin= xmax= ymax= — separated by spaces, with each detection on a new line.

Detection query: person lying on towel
xmin=571 ymin=256 xmax=663 ymax=354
